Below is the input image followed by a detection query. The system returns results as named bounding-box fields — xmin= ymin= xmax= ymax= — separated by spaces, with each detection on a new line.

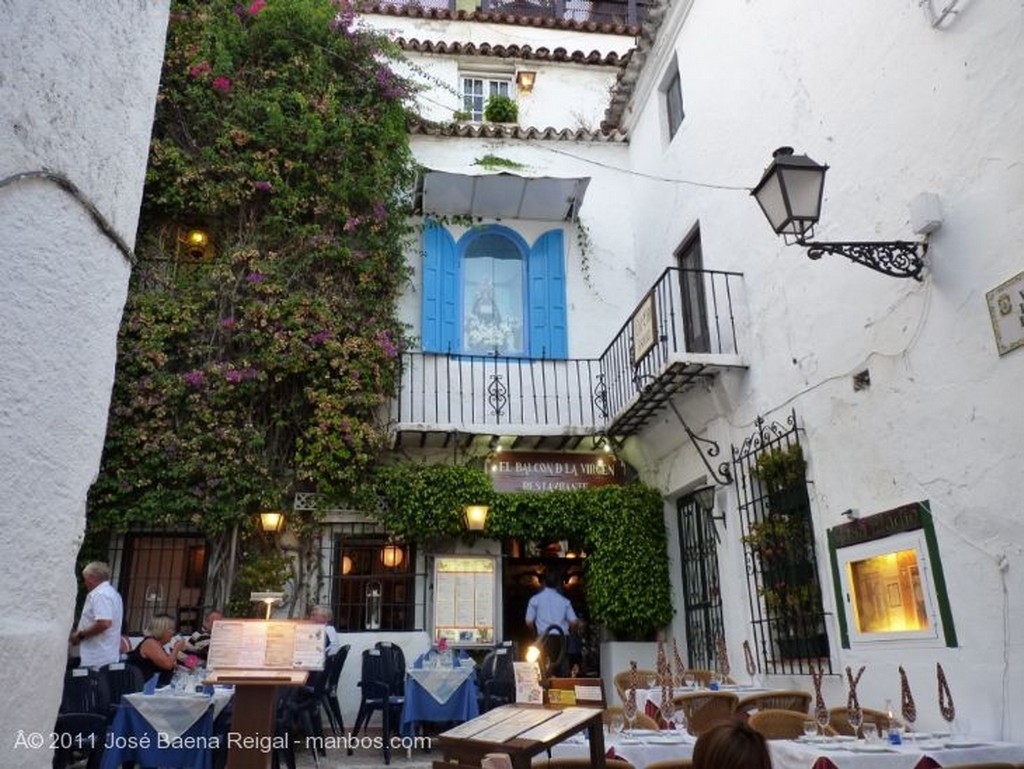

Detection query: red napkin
xmin=645 ymin=700 xmax=659 ymax=720
xmin=606 ymin=747 xmax=618 ymax=759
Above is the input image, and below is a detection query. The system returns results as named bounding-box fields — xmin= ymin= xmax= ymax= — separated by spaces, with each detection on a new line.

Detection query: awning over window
xmin=414 ymin=169 xmax=591 ymax=222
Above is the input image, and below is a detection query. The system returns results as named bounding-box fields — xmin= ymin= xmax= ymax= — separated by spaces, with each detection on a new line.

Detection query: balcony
xmin=368 ymin=0 xmax=648 ymax=26
xmin=390 ymin=267 xmax=745 ymax=450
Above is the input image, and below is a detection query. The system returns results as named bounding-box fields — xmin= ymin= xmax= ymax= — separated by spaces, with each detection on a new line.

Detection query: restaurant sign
xmin=487 ymin=452 xmax=623 ymax=492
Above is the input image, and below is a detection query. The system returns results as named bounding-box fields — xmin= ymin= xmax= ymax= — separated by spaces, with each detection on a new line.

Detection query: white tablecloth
xmin=408 ymin=663 xmax=476 ymax=705
xmin=123 ymin=689 xmax=233 ymax=740
xmin=770 ymin=736 xmax=1024 ymax=769
xmin=544 ymin=729 xmax=696 ymax=769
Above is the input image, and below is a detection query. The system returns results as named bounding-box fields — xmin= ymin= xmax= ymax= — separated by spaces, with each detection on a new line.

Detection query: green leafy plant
xmin=484 ymin=94 xmax=519 ymax=123
xmin=87 ymin=0 xmax=418 ymax=536
xmin=751 ymin=444 xmax=806 ymax=495
xmin=744 ymin=511 xmax=821 ymax=636
xmin=452 ymin=109 xmax=471 ymax=121
xmin=366 ymin=465 xmax=673 ymax=637
xmin=473 ymin=154 xmax=526 ymax=171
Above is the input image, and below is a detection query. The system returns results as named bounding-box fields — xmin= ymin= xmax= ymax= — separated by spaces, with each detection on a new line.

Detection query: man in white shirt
xmin=70 ymin=561 xmax=124 ymax=668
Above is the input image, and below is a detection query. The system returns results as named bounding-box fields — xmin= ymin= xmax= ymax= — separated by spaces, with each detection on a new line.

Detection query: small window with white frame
xmin=462 ymin=75 xmax=512 ymax=121
xmin=662 ymin=60 xmax=684 ymax=140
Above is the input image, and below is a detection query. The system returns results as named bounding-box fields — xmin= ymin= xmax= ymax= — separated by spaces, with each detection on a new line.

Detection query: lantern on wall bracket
xmin=381 ymin=541 xmax=405 ymax=569
xmin=179 ymin=227 xmax=211 ymax=259
xmin=463 ymin=504 xmax=490 ymax=532
xmin=259 ymin=510 xmax=286 ymax=533
xmin=751 ymin=147 xmax=927 ymax=281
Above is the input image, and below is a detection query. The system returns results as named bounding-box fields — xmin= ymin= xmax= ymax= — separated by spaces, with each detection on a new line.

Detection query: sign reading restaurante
xmin=487 ymin=451 xmax=623 ymax=492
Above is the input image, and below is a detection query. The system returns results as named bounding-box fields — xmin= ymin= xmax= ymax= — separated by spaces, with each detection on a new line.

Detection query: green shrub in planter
xmin=484 ymin=94 xmax=519 ymax=123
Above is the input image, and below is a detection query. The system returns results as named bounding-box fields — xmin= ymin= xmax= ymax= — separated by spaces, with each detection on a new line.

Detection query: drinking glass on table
xmin=623 ymin=700 xmax=638 ymax=735
xmin=802 ymin=720 xmax=818 ymax=739
xmin=847 ymin=707 xmax=864 ymax=738
xmin=609 ymin=713 xmax=624 ymax=738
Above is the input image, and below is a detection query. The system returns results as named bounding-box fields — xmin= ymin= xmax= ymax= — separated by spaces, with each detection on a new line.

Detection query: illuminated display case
xmin=828 ymin=501 xmax=957 ymax=649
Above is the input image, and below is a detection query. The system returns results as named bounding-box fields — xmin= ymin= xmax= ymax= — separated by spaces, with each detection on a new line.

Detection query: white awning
xmin=415 ymin=169 xmax=590 ymax=222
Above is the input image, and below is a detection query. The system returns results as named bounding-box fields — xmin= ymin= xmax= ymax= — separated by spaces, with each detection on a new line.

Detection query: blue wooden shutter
xmin=527 ymin=229 xmax=568 ymax=359
xmin=421 ymin=221 xmax=459 ymax=352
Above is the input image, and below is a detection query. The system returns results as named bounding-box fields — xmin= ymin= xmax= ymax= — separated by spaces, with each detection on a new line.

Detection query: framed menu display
xmin=433 ymin=556 xmax=496 ymax=647
xmin=206 ymin=619 xmax=324 ymax=682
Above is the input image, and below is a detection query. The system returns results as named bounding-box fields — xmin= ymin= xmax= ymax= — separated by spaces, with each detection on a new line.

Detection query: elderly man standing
xmin=70 ymin=561 xmax=124 ymax=668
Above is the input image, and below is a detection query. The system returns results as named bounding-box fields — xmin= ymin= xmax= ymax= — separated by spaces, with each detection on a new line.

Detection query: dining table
xmin=100 ymin=687 xmax=234 ymax=769
xmin=543 ymin=727 xmax=694 ymax=769
xmin=768 ymin=732 xmax=1024 ymax=769
xmin=400 ymin=657 xmax=480 ymax=737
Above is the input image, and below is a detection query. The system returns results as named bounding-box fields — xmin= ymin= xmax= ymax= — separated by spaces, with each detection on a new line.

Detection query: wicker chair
xmin=736 ymin=690 xmax=813 ymax=718
xmin=828 ymin=706 xmax=892 ymax=737
xmin=672 ymin=691 xmax=739 ymax=736
xmin=613 ymin=669 xmax=659 ymax=704
xmin=535 ymin=760 xmax=636 ymax=769
xmin=645 ymin=761 xmax=693 ymax=769
xmin=603 ymin=706 xmax=660 ymax=731
xmin=684 ymin=669 xmax=736 ymax=687
xmin=749 ymin=708 xmax=836 ymax=739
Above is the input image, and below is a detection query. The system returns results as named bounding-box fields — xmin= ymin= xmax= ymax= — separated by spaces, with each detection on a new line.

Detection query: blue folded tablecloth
xmin=100 ymin=700 xmax=215 ymax=769
xmin=401 ymin=674 xmax=479 ymax=736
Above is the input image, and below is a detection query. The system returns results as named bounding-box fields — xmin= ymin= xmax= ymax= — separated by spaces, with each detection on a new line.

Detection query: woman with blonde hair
xmin=126 ymin=614 xmax=186 ymax=687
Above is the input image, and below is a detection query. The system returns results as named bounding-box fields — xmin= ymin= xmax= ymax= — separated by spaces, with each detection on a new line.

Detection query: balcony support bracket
xmin=668 ymin=400 xmax=733 ymax=486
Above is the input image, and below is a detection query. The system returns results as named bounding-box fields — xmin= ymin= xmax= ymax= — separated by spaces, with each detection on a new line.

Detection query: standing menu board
xmin=433 ymin=556 xmax=495 ymax=646
xmin=207 ymin=619 xmax=325 ymax=674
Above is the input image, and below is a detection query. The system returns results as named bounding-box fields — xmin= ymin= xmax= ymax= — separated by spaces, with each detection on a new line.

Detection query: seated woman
xmin=693 ymin=719 xmax=772 ymax=769
xmin=127 ymin=614 xmax=186 ymax=687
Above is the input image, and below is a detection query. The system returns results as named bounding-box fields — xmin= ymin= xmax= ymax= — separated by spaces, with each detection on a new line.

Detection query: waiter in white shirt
xmin=70 ymin=561 xmax=124 ymax=668
xmin=525 ymin=570 xmax=578 ymax=676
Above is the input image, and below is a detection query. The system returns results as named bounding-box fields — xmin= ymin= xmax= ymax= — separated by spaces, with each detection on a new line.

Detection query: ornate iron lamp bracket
xmin=799 ymin=239 xmax=927 ymax=281
xmin=668 ymin=401 xmax=733 ymax=486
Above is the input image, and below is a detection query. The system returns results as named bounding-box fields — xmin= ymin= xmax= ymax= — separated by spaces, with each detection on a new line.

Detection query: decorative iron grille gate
xmin=677 ymin=492 xmax=725 ymax=669
xmin=732 ymin=410 xmax=833 ymax=675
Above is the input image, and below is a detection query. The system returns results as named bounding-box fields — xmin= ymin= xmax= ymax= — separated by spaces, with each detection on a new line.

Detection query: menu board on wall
xmin=207 ymin=619 xmax=325 ymax=671
xmin=433 ymin=556 xmax=495 ymax=646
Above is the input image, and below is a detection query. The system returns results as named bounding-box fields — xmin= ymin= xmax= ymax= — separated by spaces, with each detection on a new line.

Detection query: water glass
xmin=802 ymin=720 xmax=818 ymax=738
xmin=847 ymin=708 xmax=864 ymax=738
xmin=610 ymin=714 xmax=624 ymax=735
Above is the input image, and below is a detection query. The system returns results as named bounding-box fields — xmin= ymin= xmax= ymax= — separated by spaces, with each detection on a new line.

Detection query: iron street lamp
xmin=752 ymin=147 xmax=927 ymax=280
xmin=463 ymin=504 xmax=489 ymax=531
xmin=258 ymin=510 xmax=285 ymax=532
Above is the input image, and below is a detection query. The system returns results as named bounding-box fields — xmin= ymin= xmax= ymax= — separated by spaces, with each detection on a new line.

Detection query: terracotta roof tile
xmin=409 ymin=121 xmax=628 ymax=142
xmin=396 ymin=38 xmax=628 ymax=66
xmin=602 ymin=0 xmax=666 ymax=131
xmin=360 ymin=3 xmax=639 ymax=36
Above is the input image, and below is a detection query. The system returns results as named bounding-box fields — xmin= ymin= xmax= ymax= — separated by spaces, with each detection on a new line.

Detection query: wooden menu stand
xmin=436 ymin=704 xmax=606 ymax=769
xmin=205 ymin=619 xmax=327 ymax=769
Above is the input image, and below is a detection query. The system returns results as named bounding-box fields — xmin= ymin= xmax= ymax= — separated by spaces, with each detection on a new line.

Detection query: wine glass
xmin=847 ymin=707 xmax=864 ymax=738
xmin=610 ymin=712 xmax=624 ymax=737
xmin=816 ymin=709 xmax=830 ymax=737
xmin=623 ymin=699 xmax=638 ymax=736
xmin=802 ymin=720 xmax=818 ymax=740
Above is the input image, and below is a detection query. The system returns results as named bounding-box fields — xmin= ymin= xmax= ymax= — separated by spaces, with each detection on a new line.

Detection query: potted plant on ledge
xmin=752 ymin=444 xmax=808 ymax=511
xmin=484 ymin=94 xmax=519 ymax=125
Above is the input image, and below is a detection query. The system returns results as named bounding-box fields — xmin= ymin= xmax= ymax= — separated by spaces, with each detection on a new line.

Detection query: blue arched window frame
xmin=421 ymin=221 xmax=567 ymax=359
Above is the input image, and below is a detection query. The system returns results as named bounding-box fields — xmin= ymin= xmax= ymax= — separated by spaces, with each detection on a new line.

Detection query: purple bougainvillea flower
xmin=245 ymin=272 xmax=266 ymax=284
xmin=233 ymin=5 xmax=247 ymax=18
xmin=253 ymin=180 xmax=273 ymax=191
xmin=212 ymin=76 xmax=233 ymax=93
xmin=310 ymin=330 xmax=331 ymax=346
xmin=189 ymin=61 xmax=212 ymax=78
xmin=183 ymin=370 xmax=205 ymax=388
xmin=221 ymin=317 xmax=237 ymax=328
xmin=249 ymin=0 xmax=267 ymax=14
xmin=344 ymin=216 xmax=360 ymax=232
xmin=226 ymin=370 xmax=243 ymax=384
xmin=377 ymin=330 xmax=399 ymax=358
xmin=373 ymin=201 xmax=387 ymax=221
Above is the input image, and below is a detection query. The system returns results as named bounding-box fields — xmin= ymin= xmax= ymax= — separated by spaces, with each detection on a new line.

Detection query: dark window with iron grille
xmin=331 ymin=537 xmax=416 ymax=632
xmin=732 ymin=410 xmax=832 ymax=676
xmin=677 ymin=492 xmax=725 ymax=669
xmin=664 ymin=66 xmax=684 ymax=139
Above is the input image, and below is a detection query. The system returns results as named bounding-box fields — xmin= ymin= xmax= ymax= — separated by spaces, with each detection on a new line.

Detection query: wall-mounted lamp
xmin=463 ymin=504 xmax=489 ymax=531
xmin=381 ymin=542 xmax=405 ymax=569
xmin=341 ymin=554 xmax=354 ymax=575
xmin=692 ymin=484 xmax=727 ymax=541
xmin=259 ymin=511 xmax=286 ymax=533
xmin=751 ymin=147 xmax=927 ymax=280
xmin=180 ymin=227 xmax=211 ymax=259
xmin=516 ymin=70 xmax=536 ymax=93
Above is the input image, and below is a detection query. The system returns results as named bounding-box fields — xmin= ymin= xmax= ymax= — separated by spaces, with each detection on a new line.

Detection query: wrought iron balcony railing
xmin=370 ymin=0 xmax=647 ymax=25
xmin=392 ymin=267 xmax=743 ymax=436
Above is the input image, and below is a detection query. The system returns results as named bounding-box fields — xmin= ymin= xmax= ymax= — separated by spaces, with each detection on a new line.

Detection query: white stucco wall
xmin=0 ymin=3 xmax=169 ymax=766
xmin=619 ymin=0 xmax=1024 ymax=740
xmin=405 ymin=134 xmax=641 ymax=359
xmin=364 ymin=16 xmax=627 ymax=129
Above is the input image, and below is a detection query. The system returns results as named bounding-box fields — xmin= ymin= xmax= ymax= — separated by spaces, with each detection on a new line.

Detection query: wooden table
xmin=437 ymin=704 xmax=606 ymax=769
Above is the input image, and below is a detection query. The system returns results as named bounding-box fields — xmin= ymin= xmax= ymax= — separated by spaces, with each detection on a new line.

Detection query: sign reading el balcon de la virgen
xmin=487 ymin=452 xmax=623 ymax=492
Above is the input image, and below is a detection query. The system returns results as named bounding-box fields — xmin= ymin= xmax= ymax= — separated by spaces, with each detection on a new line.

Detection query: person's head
xmin=81 ymin=561 xmax=111 ymax=591
xmin=145 ymin=614 xmax=178 ymax=643
xmin=543 ymin=570 xmax=560 ymax=590
xmin=203 ymin=611 xmax=223 ymax=631
xmin=693 ymin=719 xmax=771 ymax=769
xmin=309 ymin=605 xmax=333 ymax=624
